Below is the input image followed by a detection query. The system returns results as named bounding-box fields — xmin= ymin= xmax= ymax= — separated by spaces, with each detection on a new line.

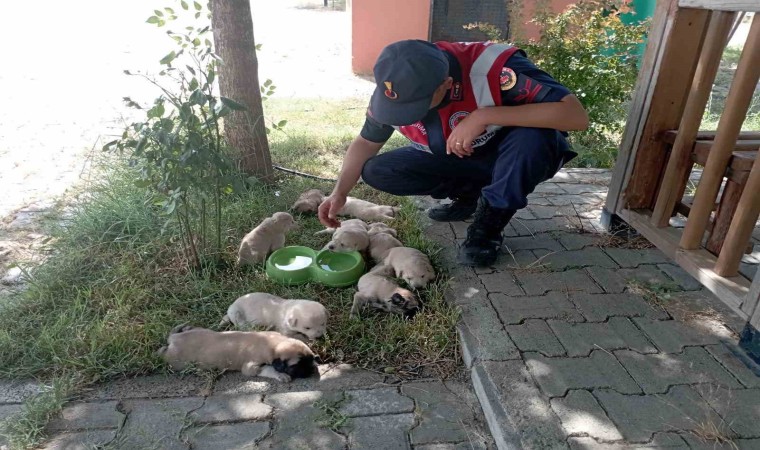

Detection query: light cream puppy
xmin=383 ymin=247 xmax=436 ymax=289
xmin=220 ymin=293 xmax=328 ymax=341
xmin=157 ymin=326 xmax=318 ymax=382
xmin=369 ymin=232 xmax=403 ymax=263
xmin=367 ymin=222 xmax=397 ymax=237
xmin=350 ymin=264 xmax=420 ymax=318
xmin=237 ymin=212 xmax=296 ymax=266
xmin=324 ymin=219 xmax=370 ymax=253
xmin=291 ymin=189 xmax=325 ymax=213
xmin=291 ymin=188 xmax=399 ymax=222
xmin=340 ymin=198 xmax=400 ymax=222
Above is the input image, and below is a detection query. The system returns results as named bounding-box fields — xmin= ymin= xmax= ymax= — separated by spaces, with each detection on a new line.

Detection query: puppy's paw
xmin=273 ymin=372 xmax=291 ymax=383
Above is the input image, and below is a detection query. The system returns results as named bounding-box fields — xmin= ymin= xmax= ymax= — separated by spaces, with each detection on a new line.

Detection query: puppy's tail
xmin=155 ymin=345 xmax=168 ymax=357
xmin=219 ymin=315 xmax=231 ymax=328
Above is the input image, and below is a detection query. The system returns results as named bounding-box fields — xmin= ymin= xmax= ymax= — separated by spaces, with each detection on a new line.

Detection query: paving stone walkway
xmin=425 ymin=169 xmax=760 ymax=450
xmin=0 ymin=366 xmax=494 ymax=450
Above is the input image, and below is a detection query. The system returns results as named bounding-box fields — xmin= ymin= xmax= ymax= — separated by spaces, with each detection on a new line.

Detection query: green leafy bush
xmin=470 ymin=0 xmax=650 ymax=168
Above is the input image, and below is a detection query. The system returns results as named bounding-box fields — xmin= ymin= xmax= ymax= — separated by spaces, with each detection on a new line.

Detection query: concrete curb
xmin=458 ymin=324 xmax=524 ymax=450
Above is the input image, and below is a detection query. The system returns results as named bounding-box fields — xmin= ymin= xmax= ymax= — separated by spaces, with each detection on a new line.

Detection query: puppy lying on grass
xmin=367 ymin=222 xmax=396 ymax=237
xmin=157 ymin=325 xmax=318 ymax=382
xmin=320 ymin=219 xmax=370 ymax=253
xmin=368 ymin=230 xmax=403 ymax=263
xmin=384 ymin=247 xmax=436 ymax=289
xmin=350 ymin=264 xmax=420 ymax=319
xmin=220 ymin=292 xmax=328 ymax=341
xmin=291 ymin=189 xmax=399 ymax=222
xmin=237 ymin=212 xmax=296 ymax=266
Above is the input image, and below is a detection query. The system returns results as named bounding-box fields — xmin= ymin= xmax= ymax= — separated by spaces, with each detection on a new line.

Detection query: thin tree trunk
xmin=211 ymin=0 xmax=273 ymax=181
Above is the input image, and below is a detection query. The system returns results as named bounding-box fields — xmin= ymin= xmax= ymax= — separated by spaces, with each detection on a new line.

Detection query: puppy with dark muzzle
xmin=350 ymin=264 xmax=421 ymax=319
xmin=157 ymin=325 xmax=319 ymax=382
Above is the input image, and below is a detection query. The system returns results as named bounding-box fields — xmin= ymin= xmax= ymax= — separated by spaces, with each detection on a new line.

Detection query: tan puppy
xmin=383 ymin=247 xmax=436 ymax=289
xmin=220 ymin=293 xmax=328 ymax=341
xmin=291 ymin=188 xmax=399 ymax=222
xmin=350 ymin=264 xmax=420 ymax=318
xmin=157 ymin=325 xmax=318 ymax=382
xmin=367 ymin=222 xmax=397 ymax=237
xmin=291 ymin=189 xmax=325 ymax=213
xmin=324 ymin=219 xmax=370 ymax=253
xmin=237 ymin=212 xmax=296 ymax=266
xmin=340 ymin=198 xmax=400 ymax=222
xmin=369 ymin=232 xmax=403 ymax=263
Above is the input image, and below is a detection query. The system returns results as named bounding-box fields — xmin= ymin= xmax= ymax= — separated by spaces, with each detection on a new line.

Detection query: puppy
xmin=350 ymin=264 xmax=420 ymax=318
xmin=290 ymin=188 xmax=399 ymax=222
xmin=237 ymin=212 xmax=296 ymax=266
xmin=383 ymin=247 xmax=436 ymax=289
xmin=291 ymin=189 xmax=325 ymax=213
xmin=324 ymin=219 xmax=370 ymax=253
xmin=340 ymin=198 xmax=400 ymax=222
xmin=220 ymin=293 xmax=328 ymax=341
xmin=367 ymin=222 xmax=397 ymax=237
xmin=157 ymin=325 xmax=318 ymax=382
xmin=369 ymin=232 xmax=403 ymax=263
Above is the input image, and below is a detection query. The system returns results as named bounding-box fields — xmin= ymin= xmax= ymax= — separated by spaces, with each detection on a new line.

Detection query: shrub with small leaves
xmin=104 ymin=0 xmax=280 ymax=268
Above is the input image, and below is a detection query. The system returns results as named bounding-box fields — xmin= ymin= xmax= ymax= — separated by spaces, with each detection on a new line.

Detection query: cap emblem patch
xmin=384 ymin=81 xmax=398 ymax=100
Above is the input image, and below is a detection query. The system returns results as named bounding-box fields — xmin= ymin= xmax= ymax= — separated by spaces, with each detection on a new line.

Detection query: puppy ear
xmin=287 ymin=314 xmax=298 ymax=328
xmin=391 ymin=293 xmax=406 ymax=306
xmin=314 ymin=354 xmax=323 ymax=364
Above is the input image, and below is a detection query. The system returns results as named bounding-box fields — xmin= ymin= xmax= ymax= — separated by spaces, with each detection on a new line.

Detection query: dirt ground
xmin=0 ymin=0 xmax=373 ymax=275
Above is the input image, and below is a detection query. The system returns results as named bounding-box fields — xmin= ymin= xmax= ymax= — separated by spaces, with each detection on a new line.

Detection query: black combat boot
xmin=457 ymin=197 xmax=516 ymax=267
xmin=428 ymin=195 xmax=479 ymax=222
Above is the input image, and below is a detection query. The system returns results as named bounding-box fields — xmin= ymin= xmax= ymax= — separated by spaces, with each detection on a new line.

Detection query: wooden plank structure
xmin=604 ymin=1 xmax=760 ymax=359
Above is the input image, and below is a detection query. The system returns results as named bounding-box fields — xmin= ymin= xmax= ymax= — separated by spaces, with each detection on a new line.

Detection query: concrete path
xmin=425 ymin=169 xmax=760 ymax=450
xmin=1 ymin=366 xmax=494 ymax=450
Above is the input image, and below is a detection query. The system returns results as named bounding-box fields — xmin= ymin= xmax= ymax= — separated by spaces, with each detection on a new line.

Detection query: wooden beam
xmin=662 ymin=130 xmax=760 ymax=143
xmin=621 ymin=209 xmax=750 ymax=319
xmin=745 ymin=268 xmax=760 ymax=322
xmin=680 ymin=0 xmax=760 ymax=12
xmin=622 ymin=8 xmax=711 ymax=211
xmin=715 ymin=152 xmax=760 ymax=276
xmin=706 ymin=179 xmax=745 ymax=255
xmin=651 ymin=11 xmax=736 ymax=228
xmin=681 ymin=14 xmax=760 ymax=249
xmin=606 ymin=0 xmax=677 ymax=215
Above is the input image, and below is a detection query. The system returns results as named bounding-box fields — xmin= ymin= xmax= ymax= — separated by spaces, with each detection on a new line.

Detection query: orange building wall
xmin=519 ymin=0 xmax=576 ymax=41
xmin=348 ymin=0 xmax=432 ymax=76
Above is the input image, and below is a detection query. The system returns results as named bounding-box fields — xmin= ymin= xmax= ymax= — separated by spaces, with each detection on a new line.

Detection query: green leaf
xmin=165 ymin=7 xmax=175 ymax=14
xmin=220 ymin=97 xmax=247 ymax=111
xmin=192 ymin=37 xmax=201 ymax=47
xmin=214 ymin=102 xmax=232 ymax=118
xmin=147 ymin=102 xmax=165 ymax=119
xmin=255 ymin=43 xmax=263 ymax=51
xmin=195 ymin=11 xmax=201 ymax=18
xmin=189 ymin=89 xmax=206 ymax=105
xmin=146 ymin=16 xmax=160 ymax=24
xmin=263 ymin=79 xmax=272 ymax=87
xmin=154 ymin=9 xmax=164 ymax=17
xmin=207 ymin=69 xmax=215 ymax=85
xmin=276 ymin=119 xmax=287 ymax=128
xmin=160 ymin=51 xmax=177 ymax=65
xmin=181 ymin=0 xmax=189 ymax=10
xmin=164 ymin=200 xmax=176 ymax=215
xmin=134 ymin=179 xmax=152 ymax=188
xmin=194 ymin=1 xmax=202 ymax=10
xmin=205 ymin=38 xmax=212 ymax=48
xmin=188 ymin=77 xmax=199 ymax=91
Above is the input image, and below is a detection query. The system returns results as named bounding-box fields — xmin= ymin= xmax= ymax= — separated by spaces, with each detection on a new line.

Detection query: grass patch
xmin=0 ymin=376 xmax=77 ymax=450
xmin=313 ymin=393 xmax=351 ymax=433
xmin=626 ymin=279 xmax=680 ymax=307
xmin=0 ymin=97 xmax=460 ymax=395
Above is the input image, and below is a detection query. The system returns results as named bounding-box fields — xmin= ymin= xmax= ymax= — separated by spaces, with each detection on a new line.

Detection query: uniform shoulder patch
xmin=499 ymin=67 xmax=517 ymax=91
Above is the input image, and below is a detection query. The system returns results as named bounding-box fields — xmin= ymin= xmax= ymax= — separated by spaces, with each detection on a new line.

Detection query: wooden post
xmin=651 ymin=11 xmax=736 ymax=228
xmin=715 ymin=153 xmax=760 ymax=276
xmin=744 ymin=267 xmax=760 ymax=318
xmin=705 ymin=179 xmax=745 ymax=255
xmin=605 ymin=0 xmax=677 ymax=216
xmin=620 ymin=8 xmax=710 ymax=210
xmin=680 ymin=14 xmax=760 ymax=250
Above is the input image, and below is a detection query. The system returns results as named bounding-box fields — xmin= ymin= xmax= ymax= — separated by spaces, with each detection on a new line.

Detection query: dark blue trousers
xmin=361 ymin=127 xmax=575 ymax=210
